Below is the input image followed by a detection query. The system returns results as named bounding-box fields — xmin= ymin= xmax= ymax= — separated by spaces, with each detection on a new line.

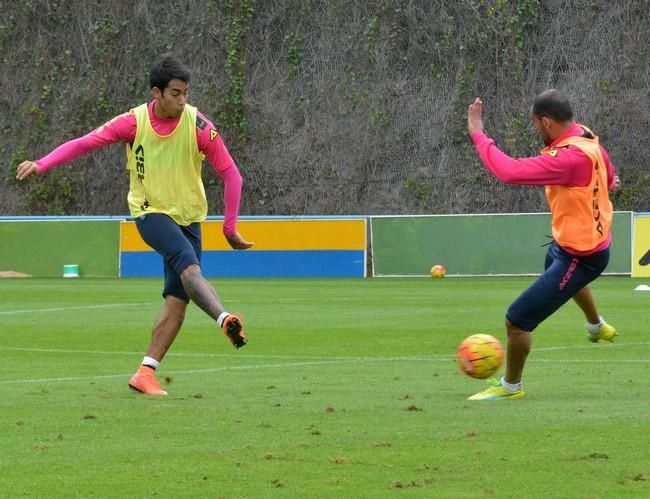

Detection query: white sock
xmin=142 ymin=356 xmax=160 ymax=370
xmin=587 ymin=316 xmax=605 ymax=334
xmin=217 ymin=312 xmax=230 ymax=327
xmin=500 ymin=377 xmax=522 ymax=392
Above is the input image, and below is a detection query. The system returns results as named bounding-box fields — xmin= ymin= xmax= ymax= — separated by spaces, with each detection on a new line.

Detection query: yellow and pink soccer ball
xmin=430 ymin=264 xmax=446 ymax=278
xmin=456 ymin=334 xmax=504 ymax=379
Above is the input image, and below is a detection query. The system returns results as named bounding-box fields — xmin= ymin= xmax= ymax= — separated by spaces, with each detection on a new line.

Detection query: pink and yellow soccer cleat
xmin=467 ymin=378 xmax=525 ymax=401
xmin=587 ymin=322 xmax=618 ymax=343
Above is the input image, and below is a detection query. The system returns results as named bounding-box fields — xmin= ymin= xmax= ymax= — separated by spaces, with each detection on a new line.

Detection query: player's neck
xmin=152 ymin=100 xmax=177 ymax=120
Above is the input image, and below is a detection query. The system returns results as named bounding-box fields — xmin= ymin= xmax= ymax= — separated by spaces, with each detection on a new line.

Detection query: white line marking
xmin=0 ymin=356 xmax=647 ymax=386
xmin=1 ymin=342 xmax=647 ymax=359
xmin=0 ymin=342 xmax=647 ymax=385
xmin=532 ymin=359 xmax=650 ymax=363
xmin=0 ymin=347 xmax=144 ymax=356
xmin=0 ymin=346 xmax=440 ymax=361
xmin=0 ymin=357 xmax=436 ymax=385
xmin=536 ymin=342 xmax=650 ymax=352
xmin=0 ymin=303 xmax=153 ymax=315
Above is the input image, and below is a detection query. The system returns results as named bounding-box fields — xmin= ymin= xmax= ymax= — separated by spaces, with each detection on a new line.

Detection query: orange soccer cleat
xmin=128 ymin=365 xmax=168 ymax=396
xmin=222 ymin=314 xmax=247 ymax=349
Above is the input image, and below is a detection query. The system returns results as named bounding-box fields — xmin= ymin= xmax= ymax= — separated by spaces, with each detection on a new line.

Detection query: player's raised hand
xmin=225 ymin=231 xmax=254 ymax=250
xmin=467 ymin=98 xmax=484 ymax=135
xmin=16 ymin=161 xmax=42 ymax=180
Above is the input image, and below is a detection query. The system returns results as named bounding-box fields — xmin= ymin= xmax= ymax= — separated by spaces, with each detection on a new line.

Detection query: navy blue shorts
xmin=506 ymin=241 xmax=610 ymax=332
xmin=135 ymin=213 xmax=202 ymax=303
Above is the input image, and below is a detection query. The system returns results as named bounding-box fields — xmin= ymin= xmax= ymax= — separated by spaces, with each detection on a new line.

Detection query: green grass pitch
xmin=0 ymin=276 xmax=649 ymax=498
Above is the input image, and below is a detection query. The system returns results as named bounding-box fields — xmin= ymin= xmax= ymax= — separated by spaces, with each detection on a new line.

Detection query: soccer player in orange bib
xmin=16 ymin=55 xmax=252 ymax=396
xmin=466 ymin=89 xmax=619 ymax=401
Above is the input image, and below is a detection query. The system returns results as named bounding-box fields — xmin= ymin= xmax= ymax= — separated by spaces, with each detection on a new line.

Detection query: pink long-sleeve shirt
xmin=35 ymin=101 xmax=242 ymax=235
xmin=470 ymin=122 xmax=616 ymax=189
xmin=471 ymin=122 xmax=616 ymax=254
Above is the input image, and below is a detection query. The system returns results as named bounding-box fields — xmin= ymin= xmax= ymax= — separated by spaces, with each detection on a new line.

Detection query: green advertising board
xmin=0 ymin=220 xmax=120 ymax=277
xmin=370 ymin=212 xmax=632 ymax=276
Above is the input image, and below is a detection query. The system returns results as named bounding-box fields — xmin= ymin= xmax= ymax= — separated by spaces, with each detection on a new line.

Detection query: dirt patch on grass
xmin=0 ymin=271 xmax=32 ymax=278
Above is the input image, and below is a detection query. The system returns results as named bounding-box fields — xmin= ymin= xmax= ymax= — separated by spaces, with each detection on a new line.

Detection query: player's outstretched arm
xmin=16 ymin=113 xmax=135 ymax=182
xmin=16 ymin=161 xmax=43 ymax=180
xmin=225 ymin=231 xmax=254 ymax=250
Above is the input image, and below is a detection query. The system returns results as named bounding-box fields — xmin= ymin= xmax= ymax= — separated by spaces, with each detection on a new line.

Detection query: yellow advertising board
xmin=632 ymin=215 xmax=650 ymax=277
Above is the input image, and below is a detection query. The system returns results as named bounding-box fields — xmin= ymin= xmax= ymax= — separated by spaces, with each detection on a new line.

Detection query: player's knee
xmin=180 ymin=263 xmax=201 ymax=279
xmin=169 ymin=308 xmax=186 ymax=327
xmin=164 ymin=295 xmax=188 ymax=325
xmin=173 ymin=303 xmax=187 ymax=323
xmin=505 ymin=319 xmax=529 ymax=336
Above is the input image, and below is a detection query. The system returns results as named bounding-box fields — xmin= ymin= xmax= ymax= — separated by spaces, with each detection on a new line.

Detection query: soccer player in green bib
xmin=16 ymin=55 xmax=252 ymax=396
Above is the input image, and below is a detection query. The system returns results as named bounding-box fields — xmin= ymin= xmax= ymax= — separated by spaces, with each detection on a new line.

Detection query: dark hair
xmin=149 ymin=54 xmax=191 ymax=92
xmin=532 ymin=89 xmax=573 ymax=122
